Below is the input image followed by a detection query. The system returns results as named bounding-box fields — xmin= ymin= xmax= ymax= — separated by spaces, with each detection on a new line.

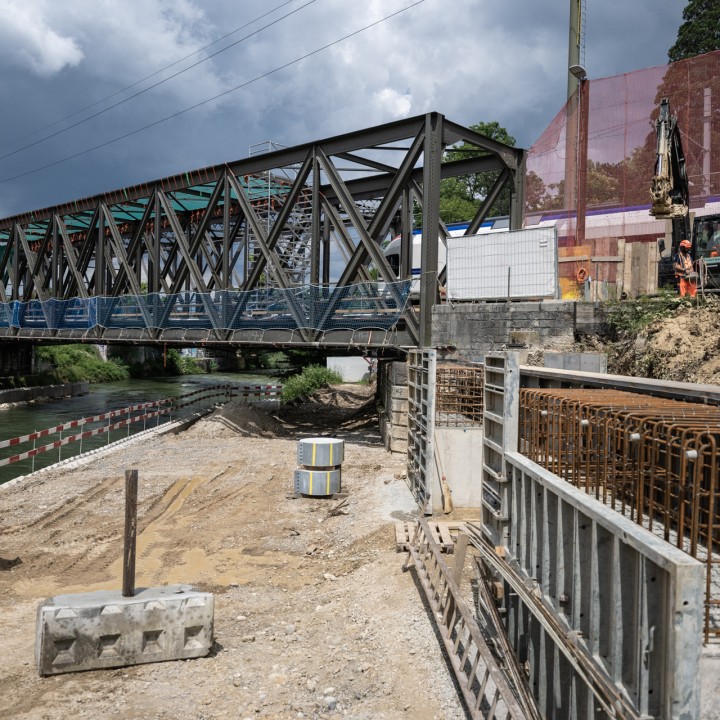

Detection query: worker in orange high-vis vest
xmin=673 ymin=239 xmax=698 ymax=298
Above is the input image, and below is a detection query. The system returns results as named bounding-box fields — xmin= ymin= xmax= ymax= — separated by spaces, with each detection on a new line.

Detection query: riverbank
xmin=0 ymin=385 xmax=464 ymax=719
xmin=0 ymin=381 xmax=89 ymax=410
xmin=0 ymin=372 xmax=278 ymax=485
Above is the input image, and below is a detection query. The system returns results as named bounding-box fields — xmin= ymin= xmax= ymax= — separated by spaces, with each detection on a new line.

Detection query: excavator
xmin=650 ymin=97 xmax=720 ymax=291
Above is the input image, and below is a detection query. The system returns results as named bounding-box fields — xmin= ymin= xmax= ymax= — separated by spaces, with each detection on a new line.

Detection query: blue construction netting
xmin=0 ymin=280 xmax=412 ymax=332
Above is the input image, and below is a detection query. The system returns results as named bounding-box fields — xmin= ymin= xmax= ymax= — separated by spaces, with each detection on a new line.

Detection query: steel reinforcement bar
xmin=519 ymin=386 xmax=720 ymax=643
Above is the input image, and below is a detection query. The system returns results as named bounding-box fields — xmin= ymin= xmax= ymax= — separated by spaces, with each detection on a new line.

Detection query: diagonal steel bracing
xmin=0 ymin=112 xmax=525 ymax=348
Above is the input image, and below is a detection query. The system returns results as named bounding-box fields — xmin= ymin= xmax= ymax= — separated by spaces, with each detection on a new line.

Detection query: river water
xmin=0 ymin=371 xmax=277 ymax=485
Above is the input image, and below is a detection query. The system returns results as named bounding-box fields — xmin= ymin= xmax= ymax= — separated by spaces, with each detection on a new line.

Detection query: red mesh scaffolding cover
xmin=525 ymin=50 xmax=720 ymax=247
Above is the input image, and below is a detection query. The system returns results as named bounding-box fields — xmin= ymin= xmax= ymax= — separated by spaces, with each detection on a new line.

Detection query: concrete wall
xmin=433 ymin=427 xmax=483 ymax=510
xmin=0 ymin=381 xmax=89 ymax=404
xmin=377 ymin=360 xmax=408 ymax=454
xmin=432 ymin=300 xmax=607 ymax=361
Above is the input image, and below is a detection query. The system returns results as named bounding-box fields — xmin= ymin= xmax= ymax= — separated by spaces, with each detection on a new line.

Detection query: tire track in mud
xmin=69 ymin=465 xmax=234 ymax=587
xmin=0 ymin=475 xmax=124 ymax=538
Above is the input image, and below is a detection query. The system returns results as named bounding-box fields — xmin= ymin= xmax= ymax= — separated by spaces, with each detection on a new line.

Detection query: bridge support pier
xmin=0 ymin=341 xmax=35 ymax=382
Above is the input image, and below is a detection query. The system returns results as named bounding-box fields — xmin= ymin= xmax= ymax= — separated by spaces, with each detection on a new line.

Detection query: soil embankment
xmin=0 ymin=384 xmax=466 ymax=720
xmin=606 ymin=299 xmax=720 ymax=384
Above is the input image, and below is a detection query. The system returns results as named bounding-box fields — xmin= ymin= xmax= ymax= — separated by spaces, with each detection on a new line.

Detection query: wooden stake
xmin=122 ymin=469 xmax=138 ymax=597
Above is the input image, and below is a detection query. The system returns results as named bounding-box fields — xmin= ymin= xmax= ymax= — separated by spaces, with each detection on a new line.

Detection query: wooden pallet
xmin=395 ymin=521 xmax=467 ymax=553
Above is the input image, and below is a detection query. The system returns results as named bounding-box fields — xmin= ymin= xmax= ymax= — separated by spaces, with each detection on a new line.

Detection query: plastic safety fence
xmin=524 ymin=49 xmax=720 ymax=299
xmin=0 ymin=281 xmax=411 ymax=333
xmin=0 ymin=383 xmax=281 ymax=473
xmin=519 ymin=387 xmax=720 ymax=643
xmin=525 ymin=50 xmax=720 ymax=238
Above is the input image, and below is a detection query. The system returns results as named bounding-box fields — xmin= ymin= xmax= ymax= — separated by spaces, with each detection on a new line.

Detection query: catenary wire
xmin=0 ymin=1 xmax=425 ymax=187
xmin=0 ymin=0 xmax=317 ymax=164
xmin=0 ymin=0 xmax=301 ymax=152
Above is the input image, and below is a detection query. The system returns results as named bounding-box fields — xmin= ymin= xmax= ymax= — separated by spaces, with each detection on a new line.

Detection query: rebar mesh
xmin=435 ymin=364 xmax=484 ymax=427
xmin=520 ymin=387 xmax=720 ymax=643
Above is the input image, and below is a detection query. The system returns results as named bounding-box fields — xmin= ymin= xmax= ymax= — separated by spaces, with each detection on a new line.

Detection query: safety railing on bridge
xmin=0 ymin=383 xmax=281 ymax=476
xmin=0 ymin=281 xmax=412 ymax=334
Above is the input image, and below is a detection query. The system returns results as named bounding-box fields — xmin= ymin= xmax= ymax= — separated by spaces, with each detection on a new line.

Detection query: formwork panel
xmin=519 ymin=386 xmax=720 ymax=642
xmin=406 ymin=349 xmax=436 ymax=513
xmin=500 ymin=452 xmax=703 ymax=720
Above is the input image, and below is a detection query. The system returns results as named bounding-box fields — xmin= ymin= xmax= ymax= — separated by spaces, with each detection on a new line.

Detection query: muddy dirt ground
xmin=0 ymin=385 xmax=470 ymax=720
xmin=608 ymin=299 xmax=720 ymax=384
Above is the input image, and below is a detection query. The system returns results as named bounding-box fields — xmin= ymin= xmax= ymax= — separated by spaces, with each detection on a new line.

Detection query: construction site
xmin=1 ymin=5 xmax=720 ymax=718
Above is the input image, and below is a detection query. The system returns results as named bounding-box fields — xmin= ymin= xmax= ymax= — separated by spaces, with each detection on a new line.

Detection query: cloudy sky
xmin=0 ymin=0 xmax=685 ymax=218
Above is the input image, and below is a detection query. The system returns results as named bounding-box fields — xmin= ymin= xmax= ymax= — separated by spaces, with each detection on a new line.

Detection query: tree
xmin=438 ymin=121 xmax=517 ymax=223
xmin=525 ymin=170 xmax=548 ymax=213
xmin=668 ymin=0 xmax=720 ymax=62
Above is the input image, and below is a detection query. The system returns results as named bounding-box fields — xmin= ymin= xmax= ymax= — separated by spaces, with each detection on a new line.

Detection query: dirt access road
xmin=0 ymin=385 xmax=468 ymax=720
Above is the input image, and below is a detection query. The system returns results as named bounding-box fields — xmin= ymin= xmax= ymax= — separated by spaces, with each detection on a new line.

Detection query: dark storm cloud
xmin=0 ymin=0 xmax=684 ymax=217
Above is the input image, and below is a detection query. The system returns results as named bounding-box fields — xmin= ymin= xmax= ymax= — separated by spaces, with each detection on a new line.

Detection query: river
xmin=0 ymin=371 xmax=278 ymax=485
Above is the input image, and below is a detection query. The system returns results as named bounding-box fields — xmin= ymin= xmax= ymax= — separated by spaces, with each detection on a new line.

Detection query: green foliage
xmin=668 ymin=0 xmax=720 ymax=62
xmin=257 ymin=351 xmax=290 ymax=369
xmin=605 ymin=290 xmax=684 ymax=335
xmin=35 ymin=345 xmax=130 ymax=383
xmin=164 ymin=349 xmax=205 ymax=376
xmin=438 ymin=178 xmax=483 ymax=224
xmin=281 ymin=365 xmax=343 ymax=404
xmin=438 ymin=121 xmax=517 ymax=223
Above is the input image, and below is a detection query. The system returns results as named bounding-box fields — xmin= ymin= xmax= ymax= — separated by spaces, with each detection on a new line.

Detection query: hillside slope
xmin=605 ymin=297 xmax=720 ymax=384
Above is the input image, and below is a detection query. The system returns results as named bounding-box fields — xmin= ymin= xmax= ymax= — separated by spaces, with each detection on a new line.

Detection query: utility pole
xmin=567 ymin=0 xmax=582 ymax=98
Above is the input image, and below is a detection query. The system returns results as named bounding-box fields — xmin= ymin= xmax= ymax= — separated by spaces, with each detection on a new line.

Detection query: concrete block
xmin=544 ymin=351 xmax=608 ymax=373
xmin=389 ymin=437 xmax=408 ymax=453
xmin=389 ymin=386 xmax=408 ymax=400
xmin=36 ymin=585 xmax=214 ymax=676
xmin=510 ymin=331 xmax=540 ymax=347
xmin=389 ymin=411 xmax=408 ymax=426
xmin=388 ymin=361 xmax=408 ymax=384
xmin=390 ymin=398 xmax=409 ymax=413
xmin=389 ymin=424 xmax=408 ymax=440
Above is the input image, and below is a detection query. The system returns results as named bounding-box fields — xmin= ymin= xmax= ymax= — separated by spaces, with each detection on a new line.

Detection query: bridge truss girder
xmin=0 ymin=112 xmax=525 ymax=348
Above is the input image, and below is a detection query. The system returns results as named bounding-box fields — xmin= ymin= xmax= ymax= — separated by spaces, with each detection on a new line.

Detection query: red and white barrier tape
xmin=0 ymin=406 xmax=171 ymax=468
xmin=0 ymin=398 xmax=172 ymax=450
xmin=0 ymin=382 xmax=283 ymax=467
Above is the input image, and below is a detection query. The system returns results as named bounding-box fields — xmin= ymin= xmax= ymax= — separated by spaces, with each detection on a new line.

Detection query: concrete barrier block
xmin=35 ymin=584 xmax=214 ymax=676
xmin=389 ymin=386 xmax=408 ymax=400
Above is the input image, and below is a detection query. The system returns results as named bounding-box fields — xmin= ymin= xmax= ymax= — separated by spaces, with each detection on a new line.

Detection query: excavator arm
xmin=650 ymin=97 xmax=689 ymax=220
xmin=650 ymin=98 xmax=692 ymax=287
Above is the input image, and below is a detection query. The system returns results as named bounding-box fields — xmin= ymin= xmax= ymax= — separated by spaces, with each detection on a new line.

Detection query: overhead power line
xmin=0 ymin=0 xmax=316 ymax=163
xmin=0 ymin=1 xmax=425 ymax=187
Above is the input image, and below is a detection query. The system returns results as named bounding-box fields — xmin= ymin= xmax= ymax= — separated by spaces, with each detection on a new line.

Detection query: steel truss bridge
xmin=0 ymin=112 xmax=525 ymax=349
